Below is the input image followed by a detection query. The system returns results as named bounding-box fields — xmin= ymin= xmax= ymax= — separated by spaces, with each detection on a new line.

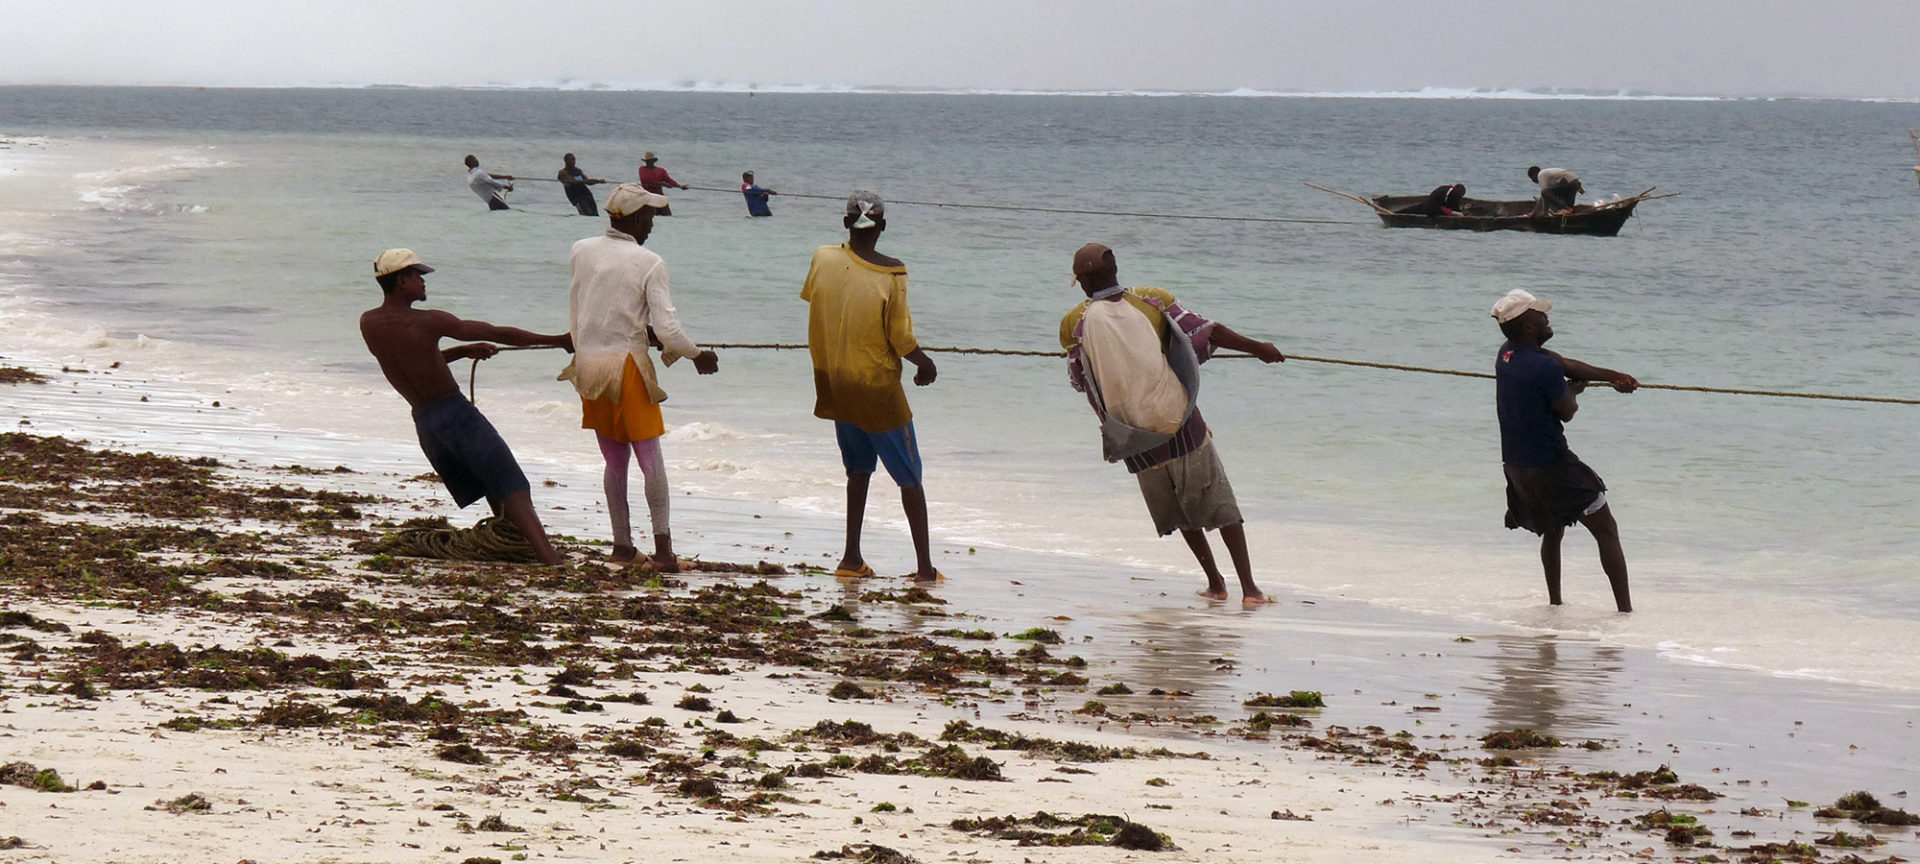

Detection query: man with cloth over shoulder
xmin=801 ymin=190 xmax=941 ymax=582
xmin=1492 ymin=288 xmax=1638 ymax=612
xmin=359 ymin=248 xmax=571 ymax=565
xmin=561 ymin=183 xmax=719 ymax=570
xmin=1060 ymin=243 xmax=1285 ymax=605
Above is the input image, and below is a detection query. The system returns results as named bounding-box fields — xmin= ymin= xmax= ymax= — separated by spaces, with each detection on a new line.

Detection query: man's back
xmin=638 ymin=165 xmax=674 ymax=193
xmin=1495 ymin=341 xmax=1569 ymax=465
xmin=360 ymin=306 xmax=461 ymax=409
xmin=801 ymin=244 xmax=917 ymax=432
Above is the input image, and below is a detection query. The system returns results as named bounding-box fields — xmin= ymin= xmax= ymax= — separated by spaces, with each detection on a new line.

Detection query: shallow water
xmin=2 ymin=86 xmax=1918 ymax=698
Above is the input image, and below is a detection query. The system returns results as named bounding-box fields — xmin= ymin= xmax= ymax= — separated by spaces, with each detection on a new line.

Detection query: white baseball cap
xmin=1491 ymin=289 xmax=1552 ymax=323
xmin=605 ymin=183 xmax=670 ymax=218
xmin=373 ymin=248 xmax=434 ymax=278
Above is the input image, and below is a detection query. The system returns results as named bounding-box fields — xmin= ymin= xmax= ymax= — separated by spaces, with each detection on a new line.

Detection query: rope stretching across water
xmin=679 ymin=185 xmax=1361 ymax=225
xmin=476 ymin=344 xmax=1919 ymax=406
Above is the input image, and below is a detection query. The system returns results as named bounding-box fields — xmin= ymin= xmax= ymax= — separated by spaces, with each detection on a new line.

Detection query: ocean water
xmin=3 ymin=86 xmax=1918 ymax=695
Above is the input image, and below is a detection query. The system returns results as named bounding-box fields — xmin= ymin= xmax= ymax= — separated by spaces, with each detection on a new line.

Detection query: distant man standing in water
xmin=1060 ymin=244 xmax=1285 ymax=605
xmin=465 ymin=155 xmax=514 ymax=211
xmin=557 ymin=153 xmax=605 ymax=217
xmin=637 ymin=152 xmax=688 ymax=215
xmin=358 ymin=248 xmax=572 ymax=565
xmin=1492 ymin=289 xmax=1638 ymax=612
xmin=1528 ymin=165 xmax=1583 ymax=216
xmin=801 ymin=191 xmax=941 ymax=582
xmin=741 ymin=171 xmax=777 ymax=217
xmin=562 ymin=184 xmax=720 ymax=570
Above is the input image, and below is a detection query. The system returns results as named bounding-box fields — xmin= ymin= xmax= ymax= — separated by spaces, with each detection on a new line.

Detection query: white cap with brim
xmin=605 ymin=183 xmax=670 ymax=218
xmin=1492 ymin=289 xmax=1552 ymax=323
xmin=374 ymin=248 xmax=434 ymax=278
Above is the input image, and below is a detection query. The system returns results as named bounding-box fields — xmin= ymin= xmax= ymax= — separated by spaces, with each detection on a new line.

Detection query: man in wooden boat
xmin=1527 ymin=166 xmax=1584 ymax=216
xmin=1491 ymin=289 xmax=1638 ymax=612
xmin=1417 ymin=183 xmax=1468 ymax=216
xmin=1059 ymin=243 xmax=1285 ymax=606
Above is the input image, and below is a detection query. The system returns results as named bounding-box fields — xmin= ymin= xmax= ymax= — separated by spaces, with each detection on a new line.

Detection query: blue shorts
xmin=413 ymin=393 xmax=531 ymax=508
xmin=835 ymin=421 xmax=924 ymax=487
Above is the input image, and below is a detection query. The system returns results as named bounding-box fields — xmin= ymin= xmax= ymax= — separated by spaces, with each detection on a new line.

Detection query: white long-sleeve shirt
xmin=562 ymin=228 xmax=701 ymax=403
xmin=467 ymin=165 xmax=508 ymax=202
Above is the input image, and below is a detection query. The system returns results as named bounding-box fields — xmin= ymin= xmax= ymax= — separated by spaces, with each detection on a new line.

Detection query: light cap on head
xmin=1491 ymin=288 xmax=1552 ymax=323
xmin=1070 ymin=242 xmax=1114 ymax=284
xmin=846 ymin=189 xmax=885 ymax=229
xmin=374 ymin=248 xmax=434 ymax=278
xmin=643 ymin=151 xmax=658 ymax=162
xmin=605 ymin=183 xmax=670 ymax=218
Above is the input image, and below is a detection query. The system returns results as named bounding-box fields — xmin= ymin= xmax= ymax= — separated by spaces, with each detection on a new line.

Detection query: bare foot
xmin=1242 ymin=593 xmax=1277 ymax=607
xmin=610 ymin=544 xmax=638 ymax=564
xmin=648 ymin=554 xmax=682 ymax=574
xmin=1196 ymin=588 xmax=1229 ymax=601
xmin=908 ymin=568 xmax=944 ymax=583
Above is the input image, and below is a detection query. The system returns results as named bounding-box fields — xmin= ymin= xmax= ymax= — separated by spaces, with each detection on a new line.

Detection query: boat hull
xmin=1370 ymin=196 xmax=1639 ymax=237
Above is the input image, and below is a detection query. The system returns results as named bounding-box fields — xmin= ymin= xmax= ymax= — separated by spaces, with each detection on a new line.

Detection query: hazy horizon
xmin=4 ymin=1 xmax=1920 ymax=100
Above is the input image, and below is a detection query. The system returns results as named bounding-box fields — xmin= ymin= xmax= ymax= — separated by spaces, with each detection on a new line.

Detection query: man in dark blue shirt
xmin=740 ymin=171 xmax=777 ymax=217
xmin=1493 ymin=289 xmax=1639 ymax=612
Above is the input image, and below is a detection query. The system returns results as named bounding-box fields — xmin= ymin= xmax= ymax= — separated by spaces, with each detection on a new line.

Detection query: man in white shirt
xmin=561 ymin=183 xmax=719 ymax=569
xmin=464 ymin=154 xmax=514 ymax=211
xmin=1527 ymin=165 xmax=1584 ymax=216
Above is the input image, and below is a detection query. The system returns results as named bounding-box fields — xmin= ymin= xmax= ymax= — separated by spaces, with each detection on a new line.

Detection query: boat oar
xmin=1304 ymin=183 xmax=1392 ymax=215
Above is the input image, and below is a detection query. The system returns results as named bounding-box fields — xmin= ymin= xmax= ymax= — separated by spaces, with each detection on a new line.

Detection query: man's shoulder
xmin=1130 ymin=286 xmax=1177 ymax=306
xmin=1059 ymin=301 xmax=1092 ymax=348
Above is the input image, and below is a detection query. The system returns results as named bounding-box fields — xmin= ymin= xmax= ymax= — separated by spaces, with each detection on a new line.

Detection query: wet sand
xmin=5 ymin=354 xmax=1920 ymax=863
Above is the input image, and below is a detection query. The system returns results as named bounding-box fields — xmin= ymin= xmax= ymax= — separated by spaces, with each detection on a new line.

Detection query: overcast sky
xmin=3 ymin=0 xmax=1918 ymax=98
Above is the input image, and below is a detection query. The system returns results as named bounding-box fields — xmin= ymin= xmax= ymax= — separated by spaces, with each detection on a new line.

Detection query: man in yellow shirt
xmin=800 ymin=190 xmax=941 ymax=582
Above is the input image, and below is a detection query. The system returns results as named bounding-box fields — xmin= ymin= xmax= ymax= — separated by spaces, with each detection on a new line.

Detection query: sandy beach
xmin=6 ymin=355 xmax=1920 ymax=864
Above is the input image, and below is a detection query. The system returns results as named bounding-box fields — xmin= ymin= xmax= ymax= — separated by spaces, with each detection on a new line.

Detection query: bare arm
xmin=1209 ymin=324 xmax=1284 ymax=363
xmin=445 ymin=317 xmax=571 ymax=351
xmin=904 ymin=348 xmax=936 ymax=386
xmin=1548 ymin=351 xmax=1638 ymax=392
xmin=1552 ymin=380 xmax=1586 ymax=422
xmin=442 ymin=343 xmax=499 ymax=363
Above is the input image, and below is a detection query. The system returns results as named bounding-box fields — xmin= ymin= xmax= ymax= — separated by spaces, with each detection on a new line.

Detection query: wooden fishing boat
xmin=1369 ymin=194 xmax=1641 ymax=236
xmin=1308 ymin=184 xmax=1673 ymax=237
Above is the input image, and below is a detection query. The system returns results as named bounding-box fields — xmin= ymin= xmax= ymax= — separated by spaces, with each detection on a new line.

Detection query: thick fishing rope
xmin=471 ymin=344 xmax=1920 ymax=406
xmin=679 ymin=185 xmax=1361 ymax=225
xmin=357 ymin=515 xmax=539 ymax=563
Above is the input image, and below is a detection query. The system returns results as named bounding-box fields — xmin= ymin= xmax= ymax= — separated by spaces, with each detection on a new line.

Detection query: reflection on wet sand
xmin=1469 ymin=636 xmax=1625 ymax=739
xmin=1103 ymin=607 xmax=1248 ymax=705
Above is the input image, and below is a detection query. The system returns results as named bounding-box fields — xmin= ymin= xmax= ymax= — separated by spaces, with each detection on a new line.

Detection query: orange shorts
xmin=580 ymin=355 xmax=665 ymax=442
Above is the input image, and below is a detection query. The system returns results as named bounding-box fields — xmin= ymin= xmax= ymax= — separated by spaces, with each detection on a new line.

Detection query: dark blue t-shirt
xmin=742 ymin=184 xmax=772 ymax=216
xmin=1495 ymin=342 xmax=1569 ymax=466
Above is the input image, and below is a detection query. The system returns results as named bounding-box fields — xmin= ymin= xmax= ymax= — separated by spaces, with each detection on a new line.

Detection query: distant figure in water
xmin=1059 ymin=243 xmax=1286 ymax=606
xmin=800 ymin=190 xmax=942 ymax=582
xmin=358 ymin=248 xmax=572 ymax=564
xmin=561 ymin=184 xmax=720 ymax=570
xmin=1492 ymin=289 xmax=1638 ymax=612
xmin=557 ymin=153 xmax=605 ymax=217
xmin=637 ymin=151 xmax=688 ymax=215
xmin=741 ymin=171 xmax=777 ymax=217
xmin=1528 ymin=165 xmax=1583 ymax=216
xmin=464 ymin=155 xmax=514 ymax=211
xmin=1420 ymin=183 xmax=1468 ymax=216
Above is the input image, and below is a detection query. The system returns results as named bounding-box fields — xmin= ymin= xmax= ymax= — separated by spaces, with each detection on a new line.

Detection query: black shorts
xmin=413 ymin=393 xmax=531 ymax=508
xmin=1503 ymin=452 xmax=1607 ymax=535
xmin=565 ymin=184 xmax=598 ymax=217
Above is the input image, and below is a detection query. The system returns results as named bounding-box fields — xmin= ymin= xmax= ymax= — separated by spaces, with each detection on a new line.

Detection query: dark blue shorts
xmin=413 ymin=393 xmax=531 ymax=508
xmin=835 ymin=421 xmax=923 ymax=487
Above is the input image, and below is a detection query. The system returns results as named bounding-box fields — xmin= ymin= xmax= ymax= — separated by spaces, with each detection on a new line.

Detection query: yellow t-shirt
xmin=800 ymin=245 xmax=920 ymax=433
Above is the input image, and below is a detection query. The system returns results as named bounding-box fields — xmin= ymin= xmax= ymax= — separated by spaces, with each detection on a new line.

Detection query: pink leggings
xmin=598 ymin=434 xmax=669 ymax=548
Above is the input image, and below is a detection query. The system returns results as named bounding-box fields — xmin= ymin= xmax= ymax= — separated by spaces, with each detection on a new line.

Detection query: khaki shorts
xmin=1136 ymin=440 xmax=1243 ymax=536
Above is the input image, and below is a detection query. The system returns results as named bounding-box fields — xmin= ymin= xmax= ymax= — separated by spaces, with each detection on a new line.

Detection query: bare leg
xmin=900 ymin=484 xmax=936 ymax=582
xmin=1180 ymin=528 xmax=1229 ymax=600
xmin=1217 ymin=523 xmax=1271 ymax=604
xmin=1577 ymin=505 xmax=1631 ymax=612
xmin=1539 ymin=523 xmax=1565 ymax=606
xmin=499 ymin=490 xmax=562 ymax=566
xmin=836 ymin=471 xmax=872 ymax=573
xmin=597 ymin=434 xmax=637 ymax=562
